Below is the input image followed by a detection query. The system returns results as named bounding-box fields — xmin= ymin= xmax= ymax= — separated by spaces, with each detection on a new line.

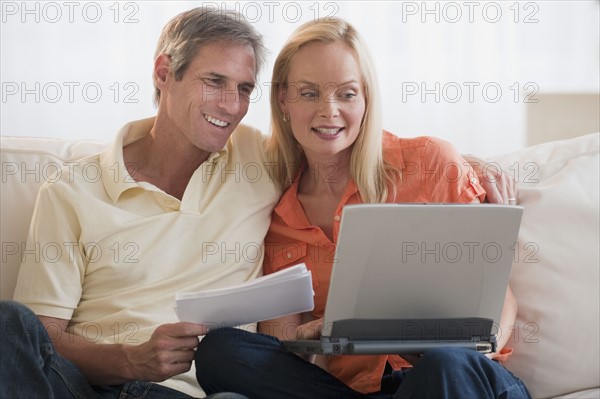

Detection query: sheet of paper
xmin=174 ymin=264 xmax=314 ymax=328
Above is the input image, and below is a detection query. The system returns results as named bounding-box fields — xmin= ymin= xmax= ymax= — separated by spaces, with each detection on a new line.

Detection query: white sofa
xmin=1 ymin=133 xmax=599 ymax=398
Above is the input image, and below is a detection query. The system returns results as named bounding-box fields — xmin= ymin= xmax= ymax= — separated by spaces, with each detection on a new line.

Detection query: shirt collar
xmin=273 ymin=166 xmax=360 ymax=229
xmin=100 ymin=117 xmax=228 ymax=203
xmin=382 ymin=130 xmax=406 ymax=169
xmin=273 ymin=171 xmax=299 ymax=212
xmin=100 ymin=117 xmax=152 ymax=203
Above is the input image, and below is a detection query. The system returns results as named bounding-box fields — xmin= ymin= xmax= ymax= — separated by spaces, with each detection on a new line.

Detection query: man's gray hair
xmin=153 ymin=8 xmax=266 ymax=105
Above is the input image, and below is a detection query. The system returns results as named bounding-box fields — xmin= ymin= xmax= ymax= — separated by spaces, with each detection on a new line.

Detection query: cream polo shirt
xmin=13 ymin=117 xmax=280 ymax=397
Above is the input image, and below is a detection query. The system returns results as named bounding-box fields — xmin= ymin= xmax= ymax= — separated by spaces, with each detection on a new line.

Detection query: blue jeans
xmin=0 ymin=300 xmax=247 ymax=399
xmin=196 ymin=327 xmax=532 ymax=399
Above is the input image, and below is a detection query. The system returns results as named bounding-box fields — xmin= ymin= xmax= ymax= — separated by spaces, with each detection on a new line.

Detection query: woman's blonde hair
xmin=267 ymin=18 xmax=397 ymax=203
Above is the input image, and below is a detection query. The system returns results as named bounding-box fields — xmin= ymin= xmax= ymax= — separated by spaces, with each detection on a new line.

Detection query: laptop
xmin=282 ymin=203 xmax=523 ymax=355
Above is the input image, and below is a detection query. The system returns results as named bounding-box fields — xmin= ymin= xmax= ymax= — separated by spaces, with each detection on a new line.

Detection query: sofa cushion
xmin=553 ymin=388 xmax=600 ymax=399
xmin=488 ymin=133 xmax=600 ymax=399
xmin=1 ymin=136 xmax=107 ymax=300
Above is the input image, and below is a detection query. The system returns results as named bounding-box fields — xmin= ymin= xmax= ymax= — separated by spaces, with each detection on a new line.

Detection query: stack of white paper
xmin=174 ymin=264 xmax=314 ymax=328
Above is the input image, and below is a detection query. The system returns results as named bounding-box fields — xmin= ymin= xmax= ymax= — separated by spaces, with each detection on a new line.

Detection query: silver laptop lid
xmin=322 ymin=204 xmax=523 ymax=337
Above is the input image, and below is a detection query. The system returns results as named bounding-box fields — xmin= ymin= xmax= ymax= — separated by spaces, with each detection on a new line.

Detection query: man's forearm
xmin=40 ymin=316 xmax=134 ymax=385
xmin=40 ymin=316 xmax=205 ymax=385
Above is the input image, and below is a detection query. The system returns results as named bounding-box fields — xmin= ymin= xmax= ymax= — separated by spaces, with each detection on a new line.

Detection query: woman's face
xmin=279 ymin=41 xmax=366 ymax=163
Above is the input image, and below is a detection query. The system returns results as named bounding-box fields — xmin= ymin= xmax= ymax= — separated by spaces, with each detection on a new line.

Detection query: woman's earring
xmin=282 ymin=114 xmax=290 ymax=122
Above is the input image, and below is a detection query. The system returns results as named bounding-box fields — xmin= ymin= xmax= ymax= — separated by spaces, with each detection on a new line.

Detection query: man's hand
xmin=464 ymin=155 xmax=517 ymax=204
xmin=125 ymin=322 xmax=208 ymax=382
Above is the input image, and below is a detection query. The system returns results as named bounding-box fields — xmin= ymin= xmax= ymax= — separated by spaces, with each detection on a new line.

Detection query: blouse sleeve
xmin=421 ymin=137 xmax=486 ymax=203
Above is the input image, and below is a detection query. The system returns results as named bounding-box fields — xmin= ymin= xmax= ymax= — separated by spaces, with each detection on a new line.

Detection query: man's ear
xmin=154 ymin=54 xmax=171 ymax=89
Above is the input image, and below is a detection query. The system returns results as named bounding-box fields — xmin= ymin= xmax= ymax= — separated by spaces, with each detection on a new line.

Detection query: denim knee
xmin=419 ymin=347 xmax=481 ymax=368
xmin=0 ymin=300 xmax=47 ymax=347
xmin=412 ymin=347 xmax=531 ymax=398
xmin=199 ymin=328 xmax=286 ymax=374
xmin=196 ymin=328 xmax=255 ymax=379
xmin=0 ymin=300 xmax=34 ymax=322
xmin=198 ymin=327 xmax=280 ymax=356
xmin=197 ymin=327 xmax=252 ymax=360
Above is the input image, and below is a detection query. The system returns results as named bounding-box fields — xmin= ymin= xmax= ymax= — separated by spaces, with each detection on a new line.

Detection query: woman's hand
xmin=295 ymin=318 xmax=324 ymax=340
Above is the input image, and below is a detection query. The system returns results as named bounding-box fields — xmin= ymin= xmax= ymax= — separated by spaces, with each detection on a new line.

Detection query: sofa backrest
xmin=1 ymin=136 xmax=107 ymax=300
xmin=488 ymin=132 xmax=599 ymax=398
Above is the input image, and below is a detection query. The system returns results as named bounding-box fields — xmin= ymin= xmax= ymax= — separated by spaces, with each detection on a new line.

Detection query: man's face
xmin=157 ymin=41 xmax=256 ymax=153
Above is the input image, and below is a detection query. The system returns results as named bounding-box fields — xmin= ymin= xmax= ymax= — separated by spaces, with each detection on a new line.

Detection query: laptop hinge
xmin=321 ymin=338 xmax=349 ymax=355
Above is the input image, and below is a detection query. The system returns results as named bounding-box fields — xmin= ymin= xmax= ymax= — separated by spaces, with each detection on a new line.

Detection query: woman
xmin=196 ymin=18 xmax=530 ymax=399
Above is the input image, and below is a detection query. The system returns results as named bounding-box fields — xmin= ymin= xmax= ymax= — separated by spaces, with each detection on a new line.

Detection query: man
xmin=1 ymin=8 xmax=278 ymax=398
xmin=0 ymin=6 xmax=515 ymax=399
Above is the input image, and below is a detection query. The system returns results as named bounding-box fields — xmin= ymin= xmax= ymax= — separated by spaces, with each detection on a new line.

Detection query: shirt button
xmin=334 ymin=215 xmax=341 ymax=222
xmin=286 ymin=252 xmax=292 ymax=259
xmin=470 ymin=177 xmax=478 ymax=184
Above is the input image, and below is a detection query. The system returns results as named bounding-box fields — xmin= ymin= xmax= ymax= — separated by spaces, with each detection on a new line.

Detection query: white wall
xmin=1 ymin=0 xmax=599 ymax=156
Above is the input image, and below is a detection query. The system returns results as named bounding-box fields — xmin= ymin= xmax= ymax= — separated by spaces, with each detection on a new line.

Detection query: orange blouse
xmin=263 ymin=133 xmax=486 ymax=394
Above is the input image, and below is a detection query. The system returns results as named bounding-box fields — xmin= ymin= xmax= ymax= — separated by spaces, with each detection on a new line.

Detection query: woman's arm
xmin=258 ymin=314 xmax=303 ymax=340
xmin=470 ymin=190 xmax=517 ymax=359
xmin=259 ymin=314 xmax=326 ymax=366
xmin=487 ymin=285 xmax=518 ymax=359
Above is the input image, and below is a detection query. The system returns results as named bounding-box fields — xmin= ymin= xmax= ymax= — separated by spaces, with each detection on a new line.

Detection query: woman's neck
xmin=299 ymin=152 xmax=352 ymax=197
